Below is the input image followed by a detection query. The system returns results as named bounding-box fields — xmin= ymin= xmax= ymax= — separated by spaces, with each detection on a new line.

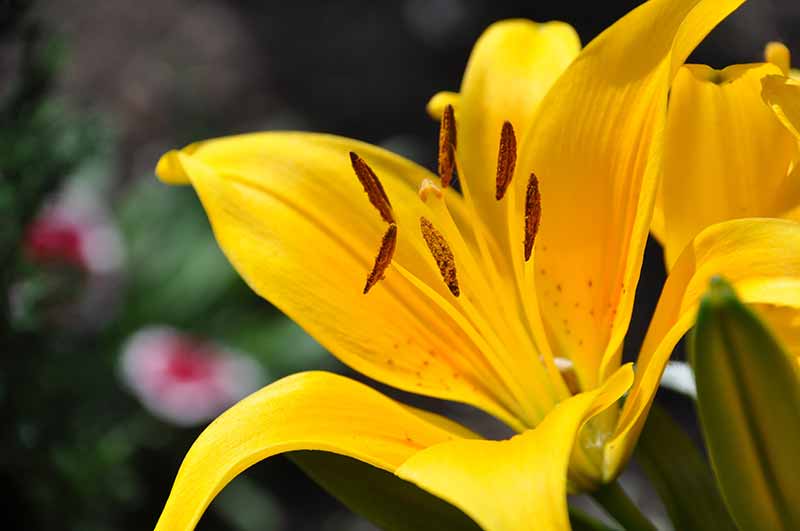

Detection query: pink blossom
xmin=120 ymin=326 xmax=265 ymax=426
xmin=24 ymin=184 xmax=124 ymax=275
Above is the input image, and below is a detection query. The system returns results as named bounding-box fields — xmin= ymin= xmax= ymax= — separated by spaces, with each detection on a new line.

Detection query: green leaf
xmin=118 ymin=180 xmax=238 ymax=325
xmin=212 ymin=475 xmax=284 ymax=531
xmin=636 ymin=404 xmax=735 ymax=531
xmin=290 ymin=451 xmax=481 ymax=531
xmin=691 ymin=277 xmax=800 ymax=531
xmin=568 ymin=507 xmax=619 ymax=531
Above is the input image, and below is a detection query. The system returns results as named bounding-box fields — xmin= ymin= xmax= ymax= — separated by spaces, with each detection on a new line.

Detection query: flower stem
xmin=591 ymin=481 xmax=657 ymax=531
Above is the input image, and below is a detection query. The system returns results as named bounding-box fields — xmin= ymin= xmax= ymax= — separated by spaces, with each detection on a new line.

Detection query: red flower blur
xmin=120 ymin=327 xmax=265 ymax=426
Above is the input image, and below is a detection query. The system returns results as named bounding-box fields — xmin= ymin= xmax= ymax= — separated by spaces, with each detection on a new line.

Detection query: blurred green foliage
xmin=0 ymin=5 xmax=334 ymax=530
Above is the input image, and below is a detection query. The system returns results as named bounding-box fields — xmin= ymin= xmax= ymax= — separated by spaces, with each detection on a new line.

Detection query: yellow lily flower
xmin=153 ymin=0 xmax=800 ymax=529
xmin=652 ymin=41 xmax=800 ymax=268
xmin=651 ymin=39 xmax=800 ymax=382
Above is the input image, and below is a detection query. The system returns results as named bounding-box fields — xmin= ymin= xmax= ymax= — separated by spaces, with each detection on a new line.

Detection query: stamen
xmin=420 ymin=216 xmax=460 ymax=297
xmin=438 ymin=104 xmax=457 ymax=188
xmin=495 ymin=121 xmax=516 ymax=200
xmin=524 ymin=172 xmax=541 ymax=261
xmin=418 ymin=178 xmax=443 ymax=202
xmin=350 ymin=152 xmax=395 ymax=224
xmin=554 ymin=357 xmax=580 ymax=395
xmin=364 ymin=224 xmax=398 ymax=294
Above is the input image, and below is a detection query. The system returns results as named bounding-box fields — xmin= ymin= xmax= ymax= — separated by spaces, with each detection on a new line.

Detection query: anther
xmin=418 ymin=178 xmax=443 ymax=202
xmin=364 ymin=224 xmax=398 ymax=294
xmin=524 ymin=172 xmax=541 ymax=261
xmin=420 ymin=216 xmax=460 ymax=296
xmin=350 ymin=152 xmax=395 ymax=224
xmin=495 ymin=121 xmax=516 ymax=200
xmin=438 ymin=104 xmax=457 ymax=188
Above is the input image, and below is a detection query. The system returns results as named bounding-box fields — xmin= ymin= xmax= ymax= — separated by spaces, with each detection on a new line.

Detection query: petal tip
xmin=155 ymin=149 xmax=191 ymax=185
xmin=426 ymin=91 xmax=458 ymax=121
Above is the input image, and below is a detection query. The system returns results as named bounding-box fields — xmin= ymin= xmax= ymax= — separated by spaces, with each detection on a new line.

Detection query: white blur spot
xmin=659 ymin=361 xmax=697 ymax=399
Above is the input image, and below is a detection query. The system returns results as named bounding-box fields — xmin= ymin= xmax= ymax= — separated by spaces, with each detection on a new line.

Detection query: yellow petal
xmin=656 ymin=63 xmax=798 ymax=268
xmin=754 ymin=301 xmax=800 ymax=366
xmin=606 ymin=218 xmax=800 ymax=479
xmin=456 ymin=19 xmax=580 ymax=272
xmin=396 ymin=365 xmax=633 ymax=531
xmin=517 ymin=0 xmax=746 ymax=390
xmin=762 ymin=74 xmax=800 ymax=139
xmin=765 ymin=41 xmax=791 ymax=76
xmin=426 ymin=91 xmax=459 ymax=121
xmin=155 ymin=371 xmax=473 ymax=531
xmin=156 ymin=132 xmax=528 ymax=429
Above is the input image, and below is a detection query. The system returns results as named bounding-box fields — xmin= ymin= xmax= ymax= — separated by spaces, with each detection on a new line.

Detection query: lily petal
xmin=426 ymin=91 xmax=460 ymax=121
xmin=396 ymin=364 xmax=633 ymax=531
xmin=517 ymin=0 xmax=746 ymax=390
xmin=656 ymin=63 xmax=798 ymax=268
xmin=154 ymin=371 xmax=473 ymax=531
xmin=606 ymin=218 xmax=800 ymax=479
xmin=753 ymin=302 xmax=800 ymax=366
xmin=455 ymin=19 xmax=580 ymax=270
xmin=762 ymin=74 xmax=800 ymax=139
xmin=156 ymin=132 xmax=526 ymax=429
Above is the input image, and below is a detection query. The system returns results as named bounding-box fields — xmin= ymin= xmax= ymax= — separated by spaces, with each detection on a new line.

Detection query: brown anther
xmin=524 ymin=172 xmax=541 ymax=261
xmin=420 ymin=217 xmax=460 ymax=296
xmin=350 ymin=152 xmax=395 ymax=224
xmin=438 ymin=104 xmax=457 ymax=188
xmin=364 ymin=224 xmax=398 ymax=294
xmin=495 ymin=121 xmax=516 ymax=200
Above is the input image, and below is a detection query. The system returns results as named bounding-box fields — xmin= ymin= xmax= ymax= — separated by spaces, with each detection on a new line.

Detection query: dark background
xmin=1 ymin=1 xmax=797 ymax=529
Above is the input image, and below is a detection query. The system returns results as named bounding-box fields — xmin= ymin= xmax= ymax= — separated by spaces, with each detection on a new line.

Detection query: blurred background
xmin=1 ymin=1 xmax=797 ymax=529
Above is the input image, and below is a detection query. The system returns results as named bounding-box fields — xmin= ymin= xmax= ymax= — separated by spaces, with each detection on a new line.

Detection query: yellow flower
xmin=651 ymin=39 xmax=800 ymax=371
xmin=652 ymin=41 xmax=800 ymax=268
xmin=154 ymin=0 xmax=800 ymax=529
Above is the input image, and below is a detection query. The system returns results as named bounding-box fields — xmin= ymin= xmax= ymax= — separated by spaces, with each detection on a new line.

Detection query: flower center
xmin=348 ymin=106 xmax=568 ymax=428
xmin=166 ymin=340 xmax=216 ymax=382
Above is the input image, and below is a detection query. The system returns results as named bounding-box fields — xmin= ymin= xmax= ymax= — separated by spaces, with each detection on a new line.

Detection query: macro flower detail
xmin=152 ymin=0 xmax=800 ymax=529
xmin=120 ymin=326 xmax=264 ymax=426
